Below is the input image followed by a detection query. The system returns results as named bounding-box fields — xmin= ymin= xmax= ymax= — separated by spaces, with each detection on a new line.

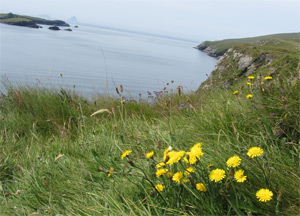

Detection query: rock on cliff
xmin=197 ymin=37 xmax=299 ymax=91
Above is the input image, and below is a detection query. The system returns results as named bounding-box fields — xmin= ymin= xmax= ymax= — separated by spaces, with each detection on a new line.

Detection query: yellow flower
xmin=184 ymin=166 xmax=194 ymax=176
xmin=107 ymin=167 xmax=114 ymax=177
xmin=186 ymin=143 xmax=204 ymax=164
xmin=146 ymin=151 xmax=154 ymax=158
xmin=121 ymin=150 xmax=132 ymax=160
xmin=246 ymin=82 xmax=252 ymax=85
xmin=166 ymin=150 xmax=185 ymax=165
xmin=247 ymin=147 xmax=263 ymax=158
xmin=163 ymin=147 xmax=170 ymax=161
xmin=172 ymin=172 xmax=183 ymax=184
xmin=234 ymin=169 xmax=247 ymax=183
xmin=261 ymin=88 xmax=265 ymax=92
xmin=190 ymin=142 xmax=203 ymax=152
xmin=226 ymin=155 xmax=242 ymax=168
xmin=248 ymin=76 xmax=255 ymax=79
xmin=233 ymin=90 xmax=239 ymax=95
xmin=209 ymin=169 xmax=226 ymax=182
xmin=155 ymin=184 xmax=165 ymax=192
xmin=256 ymin=188 xmax=273 ymax=202
xmin=196 ymin=183 xmax=207 ymax=192
xmin=182 ymin=178 xmax=189 ymax=183
xmin=246 ymin=94 xmax=253 ymax=99
xmin=156 ymin=168 xmax=168 ymax=177
xmin=167 ymin=172 xmax=173 ymax=178
xmin=183 ymin=156 xmax=189 ymax=163
xmin=264 ymin=76 xmax=272 ymax=80
xmin=156 ymin=162 xmax=165 ymax=168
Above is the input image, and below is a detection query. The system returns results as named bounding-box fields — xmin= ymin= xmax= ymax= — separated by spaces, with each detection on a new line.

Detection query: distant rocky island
xmin=0 ymin=12 xmax=70 ymax=29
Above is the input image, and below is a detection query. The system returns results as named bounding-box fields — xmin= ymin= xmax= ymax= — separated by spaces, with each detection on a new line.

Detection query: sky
xmin=1 ymin=0 xmax=299 ymax=41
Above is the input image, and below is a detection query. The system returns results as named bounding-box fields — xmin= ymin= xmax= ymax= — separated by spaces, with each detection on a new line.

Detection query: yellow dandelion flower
xmin=182 ymin=156 xmax=189 ymax=163
xmin=247 ymin=147 xmax=263 ymax=158
xmin=209 ymin=169 xmax=226 ymax=182
xmin=167 ymin=172 xmax=173 ymax=178
xmin=182 ymin=178 xmax=189 ymax=183
xmin=172 ymin=172 xmax=183 ymax=184
xmin=234 ymin=169 xmax=247 ymax=183
xmin=184 ymin=166 xmax=194 ymax=176
xmin=233 ymin=90 xmax=239 ymax=95
xmin=146 ymin=151 xmax=154 ymax=158
xmin=264 ymin=76 xmax=272 ymax=80
xmin=248 ymin=76 xmax=255 ymax=79
xmin=186 ymin=143 xmax=204 ymax=164
xmin=191 ymin=142 xmax=202 ymax=151
xmin=261 ymin=88 xmax=265 ymax=92
xmin=156 ymin=168 xmax=168 ymax=177
xmin=156 ymin=162 xmax=165 ymax=168
xmin=226 ymin=155 xmax=242 ymax=168
xmin=196 ymin=183 xmax=207 ymax=192
xmin=166 ymin=150 xmax=185 ymax=165
xmin=256 ymin=188 xmax=273 ymax=202
xmin=155 ymin=184 xmax=165 ymax=192
xmin=163 ymin=147 xmax=171 ymax=161
xmin=246 ymin=82 xmax=252 ymax=85
xmin=246 ymin=94 xmax=253 ymax=99
xmin=107 ymin=167 xmax=114 ymax=177
xmin=121 ymin=150 xmax=132 ymax=160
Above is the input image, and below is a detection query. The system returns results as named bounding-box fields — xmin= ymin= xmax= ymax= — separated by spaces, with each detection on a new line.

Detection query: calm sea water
xmin=0 ymin=23 xmax=216 ymax=99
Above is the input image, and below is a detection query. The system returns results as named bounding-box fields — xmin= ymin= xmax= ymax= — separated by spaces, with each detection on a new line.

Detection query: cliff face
xmin=196 ymin=37 xmax=299 ymax=91
xmin=196 ymin=42 xmax=226 ymax=57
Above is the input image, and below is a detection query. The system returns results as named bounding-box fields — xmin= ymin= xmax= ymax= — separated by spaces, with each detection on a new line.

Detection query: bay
xmin=0 ymin=23 xmax=216 ymax=99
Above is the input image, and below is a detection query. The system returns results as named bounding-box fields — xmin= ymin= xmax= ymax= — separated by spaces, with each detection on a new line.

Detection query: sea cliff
xmin=195 ymin=33 xmax=300 ymax=90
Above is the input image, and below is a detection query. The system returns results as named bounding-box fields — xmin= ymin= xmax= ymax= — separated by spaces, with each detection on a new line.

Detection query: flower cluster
xmin=233 ymin=75 xmax=273 ymax=99
xmin=117 ymin=144 xmax=272 ymax=203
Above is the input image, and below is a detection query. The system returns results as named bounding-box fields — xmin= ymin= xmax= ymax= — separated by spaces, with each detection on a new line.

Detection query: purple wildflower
xmin=281 ymin=88 xmax=285 ymax=93
xmin=270 ymin=113 xmax=275 ymax=116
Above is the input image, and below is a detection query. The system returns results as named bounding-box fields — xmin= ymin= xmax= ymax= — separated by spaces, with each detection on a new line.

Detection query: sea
xmin=0 ymin=23 xmax=216 ymax=99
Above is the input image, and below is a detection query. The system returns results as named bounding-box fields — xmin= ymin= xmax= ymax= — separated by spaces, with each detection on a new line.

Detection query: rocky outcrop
xmin=197 ymin=47 xmax=275 ymax=91
xmin=195 ymin=42 xmax=226 ymax=57
xmin=48 ymin=26 xmax=60 ymax=31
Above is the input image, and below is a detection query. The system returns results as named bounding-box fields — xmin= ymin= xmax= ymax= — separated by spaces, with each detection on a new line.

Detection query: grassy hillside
xmin=0 ymin=13 xmax=69 ymax=28
xmin=196 ymin=33 xmax=299 ymax=56
xmin=0 ymin=36 xmax=299 ymax=215
xmin=198 ymin=37 xmax=299 ymax=90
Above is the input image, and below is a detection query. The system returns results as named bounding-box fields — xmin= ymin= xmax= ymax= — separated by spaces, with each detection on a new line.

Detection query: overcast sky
xmin=1 ymin=0 xmax=299 ymax=41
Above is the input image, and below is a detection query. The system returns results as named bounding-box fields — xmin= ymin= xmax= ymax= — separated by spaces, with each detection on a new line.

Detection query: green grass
xmin=198 ymin=33 xmax=300 ymax=53
xmin=0 ymin=69 xmax=299 ymax=215
xmin=0 ymin=18 xmax=32 ymax=23
xmin=0 ymin=34 xmax=299 ymax=215
xmin=0 ymin=13 xmax=69 ymax=27
xmin=198 ymin=37 xmax=300 ymax=89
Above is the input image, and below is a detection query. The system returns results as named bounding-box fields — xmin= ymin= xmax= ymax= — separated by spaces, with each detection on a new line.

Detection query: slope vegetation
xmin=0 ymin=13 xmax=69 ymax=28
xmin=0 ymin=34 xmax=299 ymax=215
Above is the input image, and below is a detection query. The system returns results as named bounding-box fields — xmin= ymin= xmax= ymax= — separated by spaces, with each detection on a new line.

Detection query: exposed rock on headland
xmin=196 ymin=33 xmax=300 ymax=91
xmin=48 ymin=26 xmax=60 ymax=31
